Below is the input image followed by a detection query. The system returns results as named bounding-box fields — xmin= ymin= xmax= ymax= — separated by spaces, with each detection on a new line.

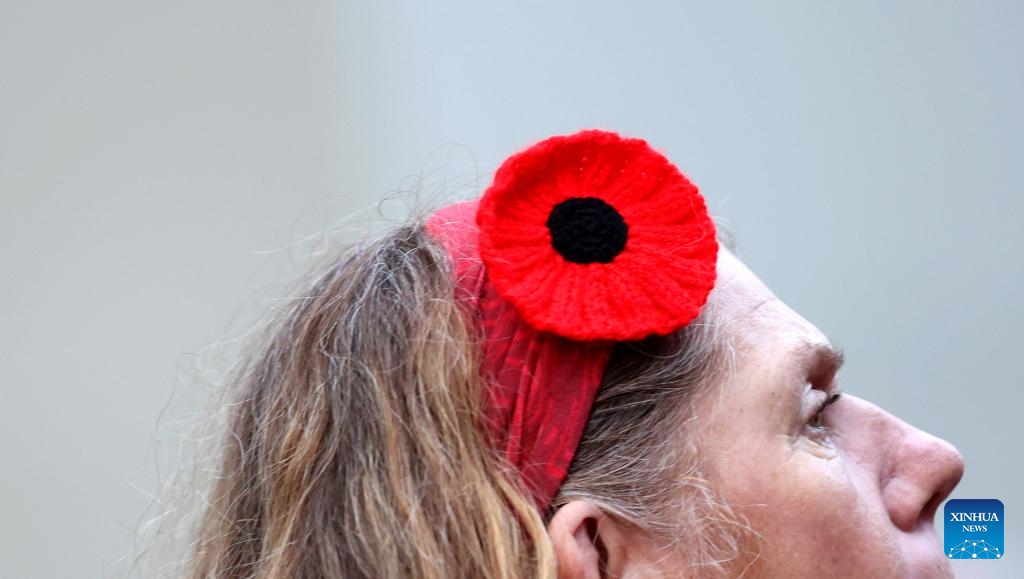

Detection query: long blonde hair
xmin=184 ymin=219 xmax=749 ymax=578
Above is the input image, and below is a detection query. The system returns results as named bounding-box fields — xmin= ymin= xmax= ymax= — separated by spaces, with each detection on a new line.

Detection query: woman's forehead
xmin=711 ymin=249 xmax=829 ymax=348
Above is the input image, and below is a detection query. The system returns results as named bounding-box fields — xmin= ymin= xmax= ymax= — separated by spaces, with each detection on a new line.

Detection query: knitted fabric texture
xmin=546 ymin=197 xmax=629 ymax=263
xmin=477 ymin=129 xmax=718 ymax=341
xmin=425 ymin=129 xmax=718 ymax=511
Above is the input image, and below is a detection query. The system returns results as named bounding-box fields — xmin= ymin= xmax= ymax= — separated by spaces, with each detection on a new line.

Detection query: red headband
xmin=426 ymin=130 xmax=718 ymax=510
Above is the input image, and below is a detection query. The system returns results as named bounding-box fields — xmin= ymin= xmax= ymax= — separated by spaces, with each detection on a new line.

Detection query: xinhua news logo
xmin=944 ymin=499 xmax=1004 ymax=560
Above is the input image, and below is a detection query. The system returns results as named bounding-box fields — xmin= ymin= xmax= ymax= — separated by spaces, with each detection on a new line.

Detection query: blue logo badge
xmin=944 ymin=499 xmax=1003 ymax=560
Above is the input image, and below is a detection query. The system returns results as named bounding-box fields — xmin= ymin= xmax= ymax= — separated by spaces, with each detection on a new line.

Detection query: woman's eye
xmin=803 ymin=392 xmax=841 ymax=443
xmin=804 ymin=413 xmax=832 ymax=441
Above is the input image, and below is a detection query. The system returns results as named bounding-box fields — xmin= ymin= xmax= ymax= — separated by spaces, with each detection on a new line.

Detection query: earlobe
xmin=548 ymin=501 xmax=631 ymax=579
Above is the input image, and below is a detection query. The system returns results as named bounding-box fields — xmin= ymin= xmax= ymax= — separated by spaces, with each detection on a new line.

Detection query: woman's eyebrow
xmin=790 ymin=338 xmax=845 ymax=379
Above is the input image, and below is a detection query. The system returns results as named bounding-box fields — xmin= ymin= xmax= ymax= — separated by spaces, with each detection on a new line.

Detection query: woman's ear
xmin=547 ymin=501 xmax=634 ymax=579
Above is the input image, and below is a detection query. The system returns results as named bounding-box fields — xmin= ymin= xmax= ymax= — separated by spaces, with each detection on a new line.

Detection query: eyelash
xmin=806 ymin=392 xmax=842 ymax=438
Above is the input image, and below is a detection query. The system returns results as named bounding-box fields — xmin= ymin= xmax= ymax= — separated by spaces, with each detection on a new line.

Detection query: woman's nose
xmin=838 ymin=396 xmax=965 ymax=532
xmin=877 ymin=411 xmax=965 ymax=532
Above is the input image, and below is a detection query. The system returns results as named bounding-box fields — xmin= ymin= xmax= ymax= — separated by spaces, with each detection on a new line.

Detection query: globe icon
xmin=948 ymin=540 xmax=1002 ymax=559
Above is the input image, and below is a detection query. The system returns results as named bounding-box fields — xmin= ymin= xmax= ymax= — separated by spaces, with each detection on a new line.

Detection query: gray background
xmin=1 ymin=1 xmax=1020 ymax=577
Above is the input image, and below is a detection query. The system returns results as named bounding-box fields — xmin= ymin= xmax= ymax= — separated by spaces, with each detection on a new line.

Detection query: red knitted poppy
xmin=477 ymin=129 xmax=718 ymax=341
xmin=426 ymin=130 xmax=718 ymax=511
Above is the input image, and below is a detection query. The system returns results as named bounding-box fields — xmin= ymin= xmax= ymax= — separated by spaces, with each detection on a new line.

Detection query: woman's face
xmin=699 ymin=250 xmax=964 ymax=578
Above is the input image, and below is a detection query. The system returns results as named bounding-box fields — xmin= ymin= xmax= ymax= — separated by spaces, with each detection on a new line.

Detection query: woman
xmin=186 ymin=131 xmax=963 ymax=578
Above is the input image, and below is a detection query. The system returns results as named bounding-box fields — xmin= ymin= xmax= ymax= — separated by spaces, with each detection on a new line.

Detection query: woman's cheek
xmin=785 ymin=446 xmax=855 ymax=508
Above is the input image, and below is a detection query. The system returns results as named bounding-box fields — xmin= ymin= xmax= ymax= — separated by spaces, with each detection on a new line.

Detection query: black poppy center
xmin=546 ymin=197 xmax=628 ymax=264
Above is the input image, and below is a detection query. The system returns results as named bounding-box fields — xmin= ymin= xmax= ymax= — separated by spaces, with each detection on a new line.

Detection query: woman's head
xmin=547 ymin=249 xmax=965 ymax=578
xmin=185 ymin=131 xmax=963 ymax=578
